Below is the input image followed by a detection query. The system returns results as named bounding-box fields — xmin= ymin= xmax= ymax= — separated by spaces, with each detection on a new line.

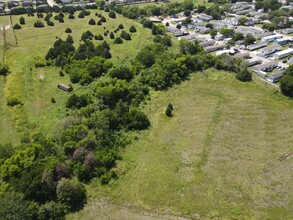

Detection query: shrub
xmin=129 ymin=25 xmax=136 ymax=33
xmin=114 ymin=37 xmax=123 ymax=44
xmin=56 ymin=178 xmax=86 ymax=212
xmin=165 ymin=103 xmax=173 ymax=117
xmin=13 ymin=23 xmax=21 ymax=29
xmin=51 ymin=98 xmax=56 ymax=103
xmin=65 ymin=27 xmax=72 ymax=33
xmin=97 ymin=20 xmax=102 ymax=25
xmin=58 ymin=17 xmax=64 ymax=23
xmin=108 ymin=11 xmax=116 ymax=18
xmin=19 ymin=16 xmax=25 ymax=24
xmin=7 ymin=97 xmax=23 ymax=106
xmin=34 ymin=20 xmax=44 ymax=28
xmin=0 ymin=63 xmax=9 ymax=76
xmin=118 ymin=24 xmax=124 ymax=29
xmin=236 ymin=68 xmax=252 ymax=82
xmin=88 ymin=18 xmax=95 ymax=25
xmin=109 ymin=32 xmax=114 ymax=39
xmin=38 ymin=201 xmax=66 ymax=220
xmin=68 ymin=14 xmax=75 ymax=19
xmin=78 ymin=11 xmax=85 ymax=18
xmin=95 ymin=34 xmax=103 ymax=40
xmin=100 ymin=16 xmax=106 ymax=22
xmin=124 ymin=33 xmax=131 ymax=40
xmin=47 ymin=20 xmax=54 ymax=26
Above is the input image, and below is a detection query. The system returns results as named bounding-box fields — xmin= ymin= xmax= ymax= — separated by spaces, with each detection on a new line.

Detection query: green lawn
xmin=0 ymin=10 xmax=153 ymax=139
xmin=68 ymin=70 xmax=293 ymax=219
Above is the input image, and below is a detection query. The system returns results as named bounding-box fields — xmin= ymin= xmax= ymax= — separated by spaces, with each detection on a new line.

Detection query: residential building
xmin=199 ymin=40 xmax=215 ymax=47
xmin=273 ymin=48 xmax=293 ymax=60
xmin=266 ymin=71 xmax=284 ymax=83
xmin=197 ymin=13 xmax=213 ymax=22
xmin=261 ymin=34 xmax=282 ymax=43
xmin=273 ymin=37 xmax=292 ymax=45
xmin=281 ymin=28 xmax=293 ymax=34
xmin=258 ymin=45 xmax=282 ymax=56
xmin=205 ymin=44 xmax=225 ymax=52
xmin=246 ymin=58 xmax=262 ymax=66
xmin=194 ymin=25 xmax=210 ymax=34
xmin=234 ymin=26 xmax=264 ymax=36
xmin=234 ymin=52 xmax=250 ymax=59
xmin=252 ymin=61 xmax=278 ymax=75
xmin=254 ymin=32 xmax=273 ymax=40
xmin=215 ymin=34 xmax=224 ymax=41
xmin=246 ymin=42 xmax=268 ymax=50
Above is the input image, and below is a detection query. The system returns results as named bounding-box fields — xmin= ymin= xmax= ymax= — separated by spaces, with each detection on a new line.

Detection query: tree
xmin=210 ymin=29 xmax=217 ymax=39
xmin=233 ymin=32 xmax=244 ymax=41
xmin=244 ymin=34 xmax=256 ymax=46
xmin=65 ymin=27 xmax=72 ymax=33
xmin=184 ymin=10 xmax=191 ymax=16
xmin=13 ymin=23 xmax=21 ymax=29
xmin=47 ymin=20 xmax=55 ymax=26
xmin=165 ymin=103 xmax=174 ymax=117
xmin=220 ymin=27 xmax=234 ymax=38
xmin=110 ymin=32 xmax=114 ymax=39
xmin=176 ymin=24 xmax=181 ymax=29
xmin=88 ymin=18 xmax=96 ymax=25
xmin=34 ymin=20 xmax=45 ymax=28
xmin=129 ymin=25 xmax=137 ymax=33
xmin=280 ymin=65 xmax=293 ymax=97
xmin=100 ymin=16 xmax=106 ymax=22
xmin=66 ymin=35 xmax=74 ymax=44
xmin=19 ymin=16 xmax=25 ymax=24
xmin=0 ymin=190 xmax=38 ymax=220
xmin=38 ymin=201 xmax=66 ymax=220
xmin=179 ymin=39 xmax=203 ymax=55
xmin=95 ymin=34 xmax=104 ymax=40
xmin=0 ymin=63 xmax=9 ymax=76
xmin=108 ymin=11 xmax=116 ymax=18
xmin=56 ymin=178 xmax=86 ymax=212
xmin=114 ymin=37 xmax=123 ymax=44
xmin=238 ymin=17 xmax=248 ymax=25
xmin=236 ymin=68 xmax=252 ymax=82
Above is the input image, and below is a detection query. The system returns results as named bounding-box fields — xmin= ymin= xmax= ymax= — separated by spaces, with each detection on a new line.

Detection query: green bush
xmin=34 ymin=20 xmax=44 ymax=28
xmin=13 ymin=23 xmax=21 ymax=29
xmin=88 ymin=18 xmax=95 ymax=25
xmin=114 ymin=37 xmax=123 ymax=44
xmin=65 ymin=27 xmax=72 ymax=33
xmin=129 ymin=25 xmax=136 ymax=33
xmin=7 ymin=97 xmax=23 ymax=107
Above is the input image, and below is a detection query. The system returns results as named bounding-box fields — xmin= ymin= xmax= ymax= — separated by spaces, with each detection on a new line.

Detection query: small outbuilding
xmin=58 ymin=83 xmax=72 ymax=92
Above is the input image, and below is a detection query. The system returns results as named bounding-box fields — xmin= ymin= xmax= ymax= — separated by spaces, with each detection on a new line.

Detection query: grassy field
xmin=0 ymin=10 xmax=153 ymax=140
xmin=68 ymin=70 xmax=293 ymax=219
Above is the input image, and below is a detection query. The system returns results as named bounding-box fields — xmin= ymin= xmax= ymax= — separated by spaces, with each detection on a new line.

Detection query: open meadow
xmin=0 ymin=10 xmax=153 ymax=141
xmin=68 ymin=70 xmax=293 ymax=219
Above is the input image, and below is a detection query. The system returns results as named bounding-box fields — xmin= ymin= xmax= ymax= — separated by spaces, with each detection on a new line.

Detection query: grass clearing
xmin=68 ymin=70 xmax=293 ymax=219
xmin=0 ymin=10 xmax=153 ymax=138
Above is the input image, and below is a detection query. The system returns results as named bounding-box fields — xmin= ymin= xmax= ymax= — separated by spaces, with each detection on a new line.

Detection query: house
xmin=261 ymin=34 xmax=282 ymax=43
xmin=58 ymin=83 xmax=72 ymax=92
xmin=234 ymin=26 xmax=264 ymax=36
xmin=281 ymin=28 xmax=293 ymax=35
xmin=204 ymin=44 xmax=225 ymax=52
xmin=235 ymin=8 xmax=254 ymax=15
xmin=246 ymin=58 xmax=262 ymax=66
xmin=149 ymin=17 xmax=162 ymax=23
xmin=258 ymin=45 xmax=282 ymax=56
xmin=199 ymin=40 xmax=215 ymax=47
xmin=273 ymin=48 xmax=293 ymax=60
xmin=252 ymin=61 xmax=278 ymax=75
xmin=274 ymin=37 xmax=292 ymax=45
xmin=234 ymin=52 xmax=250 ymax=59
xmin=215 ymin=34 xmax=224 ymax=41
xmin=194 ymin=25 xmax=210 ymax=34
xmin=266 ymin=71 xmax=284 ymax=83
xmin=61 ymin=0 xmax=71 ymax=4
xmin=246 ymin=42 xmax=268 ymax=50
xmin=254 ymin=32 xmax=273 ymax=40
xmin=197 ymin=13 xmax=212 ymax=22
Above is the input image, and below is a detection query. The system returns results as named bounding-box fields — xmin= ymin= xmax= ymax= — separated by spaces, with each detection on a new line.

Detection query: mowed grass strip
xmin=0 ymin=10 xmax=152 ymax=138
xmin=69 ymin=70 xmax=293 ymax=219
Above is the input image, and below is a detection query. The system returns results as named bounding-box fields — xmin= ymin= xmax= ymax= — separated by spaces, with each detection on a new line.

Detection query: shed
xmin=58 ymin=83 xmax=72 ymax=92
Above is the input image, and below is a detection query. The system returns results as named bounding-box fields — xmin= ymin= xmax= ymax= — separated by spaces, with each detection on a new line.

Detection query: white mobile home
xmin=258 ymin=45 xmax=282 ymax=56
xmin=273 ymin=48 xmax=293 ymax=60
xmin=261 ymin=34 xmax=282 ymax=43
xmin=205 ymin=44 xmax=225 ymax=53
xmin=266 ymin=71 xmax=284 ymax=83
xmin=246 ymin=42 xmax=268 ymax=50
xmin=252 ymin=61 xmax=278 ymax=74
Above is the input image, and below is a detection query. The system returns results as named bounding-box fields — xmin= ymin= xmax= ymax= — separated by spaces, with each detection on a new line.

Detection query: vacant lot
xmin=0 ymin=10 xmax=152 ymax=140
xmin=69 ymin=70 xmax=293 ymax=219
